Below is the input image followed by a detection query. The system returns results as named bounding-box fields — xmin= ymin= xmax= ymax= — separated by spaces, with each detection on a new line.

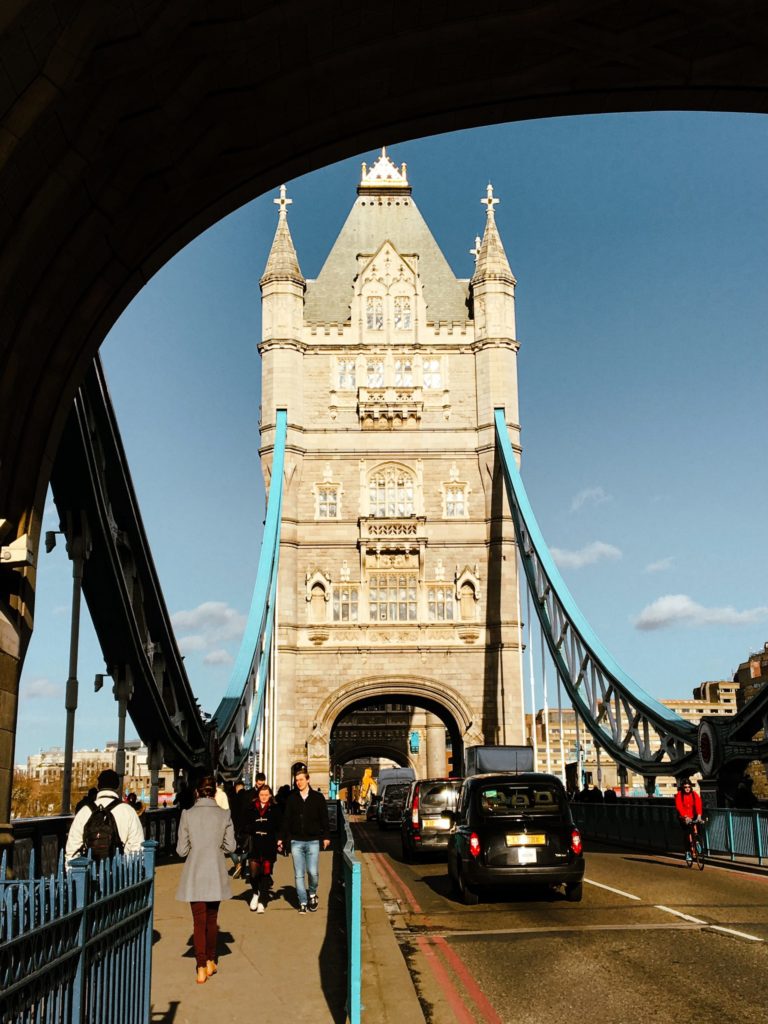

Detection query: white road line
xmin=585 ymin=879 xmax=641 ymax=901
xmin=709 ymin=925 xmax=764 ymax=943
xmin=654 ymin=905 xmax=707 ymax=924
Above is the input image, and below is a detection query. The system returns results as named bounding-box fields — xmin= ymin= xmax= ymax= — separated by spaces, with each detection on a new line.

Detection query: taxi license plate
xmin=423 ymin=817 xmax=449 ymax=830
xmin=505 ymin=834 xmax=546 ymax=847
xmin=517 ymin=847 xmax=537 ymax=864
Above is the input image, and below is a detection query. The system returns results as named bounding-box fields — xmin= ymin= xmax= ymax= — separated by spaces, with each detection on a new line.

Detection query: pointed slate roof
xmin=304 ymin=151 xmax=469 ymax=324
xmin=472 ymin=183 xmax=516 ymax=285
xmin=261 ymin=185 xmax=304 ymax=286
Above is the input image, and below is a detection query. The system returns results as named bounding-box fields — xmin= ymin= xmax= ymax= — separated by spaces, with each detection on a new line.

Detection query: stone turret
xmin=259 ymin=184 xmax=305 ymax=427
xmin=470 ymin=184 xmax=520 ymax=431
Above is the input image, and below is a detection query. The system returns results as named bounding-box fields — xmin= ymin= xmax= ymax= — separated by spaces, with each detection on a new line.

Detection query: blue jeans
xmin=291 ymin=839 xmax=320 ymax=906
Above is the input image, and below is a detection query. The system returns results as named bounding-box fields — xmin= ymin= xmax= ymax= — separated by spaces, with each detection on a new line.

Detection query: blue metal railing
xmin=340 ymin=807 xmax=362 ymax=1024
xmin=573 ymin=802 xmax=768 ymax=865
xmin=0 ymin=841 xmax=157 ymax=1023
xmin=9 ymin=808 xmax=180 ymax=878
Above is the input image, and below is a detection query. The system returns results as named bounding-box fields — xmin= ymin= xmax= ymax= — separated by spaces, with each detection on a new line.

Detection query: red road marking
xmin=432 ymin=935 xmax=505 ymax=1024
xmin=416 ymin=936 xmax=476 ymax=1024
xmin=370 ymin=851 xmax=423 ymax=913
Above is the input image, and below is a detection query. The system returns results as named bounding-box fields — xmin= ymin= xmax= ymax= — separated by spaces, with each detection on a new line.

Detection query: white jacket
xmin=65 ymin=789 xmax=145 ymax=861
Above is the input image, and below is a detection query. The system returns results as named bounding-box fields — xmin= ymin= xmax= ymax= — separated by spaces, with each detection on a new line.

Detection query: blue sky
xmin=16 ymin=112 xmax=768 ymax=763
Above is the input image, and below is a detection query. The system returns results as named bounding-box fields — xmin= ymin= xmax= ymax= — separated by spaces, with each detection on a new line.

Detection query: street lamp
xmin=47 ymin=516 xmax=90 ymax=814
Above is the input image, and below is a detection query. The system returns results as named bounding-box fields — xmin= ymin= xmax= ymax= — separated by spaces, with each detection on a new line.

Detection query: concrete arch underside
xmin=3 ymin=1 xmax=768 ymax=838
xmin=333 ymin=745 xmax=415 ymax=772
xmin=314 ymin=676 xmax=480 ymax=745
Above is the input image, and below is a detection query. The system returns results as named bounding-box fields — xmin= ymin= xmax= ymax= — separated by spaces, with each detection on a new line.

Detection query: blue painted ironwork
xmin=9 ymin=809 xmax=180 ymax=879
xmin=50 ymin=358 xmax=209 ymax=770
xmin=0 ymin=841 xmax=157 ymax=1022
xmin=573 ymin=802 xmax=768 ymax=866
xmin=212 ymin=410 xmax=287 ymax=776
xmin=494 ymin=408 xmax=698 ymax=779
xmin=340 ymin=806 xmax=362 ymax=1024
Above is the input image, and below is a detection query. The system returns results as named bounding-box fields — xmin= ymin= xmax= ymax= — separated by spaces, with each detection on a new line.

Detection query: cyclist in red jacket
xmin=675 ymin=778 xmax=703 ymax=858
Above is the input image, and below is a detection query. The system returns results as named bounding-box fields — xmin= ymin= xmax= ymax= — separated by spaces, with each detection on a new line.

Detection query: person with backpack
xmin=65 ymin=769 xmax=144 ymax=861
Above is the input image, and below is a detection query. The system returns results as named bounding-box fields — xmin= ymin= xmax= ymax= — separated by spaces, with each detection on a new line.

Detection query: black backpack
xmin=81 ymin=798 xmax=124 ymax=860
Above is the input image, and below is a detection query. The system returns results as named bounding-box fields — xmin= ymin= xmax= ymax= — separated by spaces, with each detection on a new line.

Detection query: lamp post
xmin=48 ymin=517 xmax=90 ymax=815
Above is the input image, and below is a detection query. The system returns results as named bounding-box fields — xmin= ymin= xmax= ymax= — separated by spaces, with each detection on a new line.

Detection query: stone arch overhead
xmin=333 ymin=743 xmax=416 ymax=772
xmin=4 ymin=3 xmax=768 ymax=531
xmin=313 ymin=674 xmax=483 ymax=744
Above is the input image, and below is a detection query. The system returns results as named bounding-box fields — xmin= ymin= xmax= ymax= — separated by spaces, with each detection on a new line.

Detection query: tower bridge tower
xmin=259 ymin=150 xmax=524 ymax=786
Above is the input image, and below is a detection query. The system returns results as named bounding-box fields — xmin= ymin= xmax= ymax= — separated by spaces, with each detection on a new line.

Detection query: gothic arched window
xmin=369 ymin=466 xmax=415 ymax=517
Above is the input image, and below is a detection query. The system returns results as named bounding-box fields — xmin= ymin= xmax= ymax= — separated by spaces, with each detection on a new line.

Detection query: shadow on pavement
xmin=317 ymin=842 xmax=348 ymax=1024
xmin=151 ymin=1003 xmax=180 ymax=1024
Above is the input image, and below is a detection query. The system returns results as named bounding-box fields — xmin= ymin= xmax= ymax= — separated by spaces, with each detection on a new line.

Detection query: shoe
xmin=299 ymin=904 xmax=308 ymax=914
xmin=206 ymin=960 xmax=218 ymax=977
xmin=256 ymin=903 xmax=265 ymax=914
xmin=249 ymin=894 xmax=260 ymax=912
xmin=308 ymin=894 xmax=319 ymax=913
xmin=196 ymin=967 xmax=207 ymax=985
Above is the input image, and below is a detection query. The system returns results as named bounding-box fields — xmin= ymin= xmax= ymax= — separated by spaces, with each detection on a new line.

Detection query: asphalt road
xmin=353 ymin=820 xmax=768 ymax=1024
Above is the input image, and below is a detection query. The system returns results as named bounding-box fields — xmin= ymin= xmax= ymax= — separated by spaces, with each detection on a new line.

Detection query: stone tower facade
xmin=259 ymin=151 xmax=524 ymax=787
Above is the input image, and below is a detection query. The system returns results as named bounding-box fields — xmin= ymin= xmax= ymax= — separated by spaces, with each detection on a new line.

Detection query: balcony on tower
xmin=357 ymin=385 xmax=423 ymax=428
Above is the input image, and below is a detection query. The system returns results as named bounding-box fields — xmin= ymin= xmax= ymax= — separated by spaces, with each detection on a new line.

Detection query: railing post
xmin=754 ymin=810 xmax=763 ymax=867
xmin=729 ymin=811 xmax=741 ymax=860
xmin=142 ymin=839 xmax=158 ymax=1024
xmin=69 ymin=855 xmax=90 ymax=1024
xmin=349 ymin=858 xmax=362 ymax=1024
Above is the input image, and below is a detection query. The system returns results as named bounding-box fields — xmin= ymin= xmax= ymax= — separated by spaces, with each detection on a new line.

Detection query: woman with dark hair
xmin=176 ymin=774 xmax=236 ymax=984
xmin=244 ymin=784 xmax=282 ymax=912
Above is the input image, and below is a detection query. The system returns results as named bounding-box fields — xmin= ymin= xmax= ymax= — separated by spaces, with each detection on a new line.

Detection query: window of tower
xmin=369 ymin=573 xmax=417 ymax=622
xmin=333 ymin=586 xmax=359 ymax=622
xmin=369 ymin=467 xmax=415 ymax=517
xmin=394 ymin=358 xmax=413 ymax=387
xmin=366 ymin=296 xmax=384 ymax=330
xmin=445 ymin=485 xmax=466 ymax=517
xmin=317 ymin=486 xmax=339 ymax=519
xmin=366 ymin=359 xmax=384 ymax=387
xmin=337 ymin=359 xmax=356 ymax=389
xmin=428 ymin=585 xmax=455 ymax=621
xmin=423 ymin=358 xmax=442 ymax=389
xmin=394 ymin=296 xmax=411 ymax=329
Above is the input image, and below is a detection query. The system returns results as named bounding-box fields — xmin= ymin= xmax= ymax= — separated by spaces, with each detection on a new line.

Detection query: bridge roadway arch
xmin=3 ymin=1 xmax=768 ymax=842
xmin=308 ymin=676 xmax=483 ymax=782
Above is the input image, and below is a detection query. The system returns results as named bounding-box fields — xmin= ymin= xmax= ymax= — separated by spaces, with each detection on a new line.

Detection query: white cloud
xmin=644 ymin=556 xmax=674 ymax=574
xmin=24 ymin=677 xmax=63 ymax=700
xmin=570 ymin=487 xmax=611 ymax=513
xmin=172 ymin=601 xmax=246 ymax=661
xmin=178 ymin=634 xmax=206 ymax=653
xmin=635 ymin=594 xmax=768 ymax=631
xmin=203 ymin=649 xmax=234 ymax=666
xmin=171 ymin=602 xmax=246 ymax=643
xmin=551 ymin=541 xmax=622 ymax=570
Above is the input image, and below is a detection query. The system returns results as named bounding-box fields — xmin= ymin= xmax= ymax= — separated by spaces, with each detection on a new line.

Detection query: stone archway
xmin=307 ymin=675 xmax=484 ymax=781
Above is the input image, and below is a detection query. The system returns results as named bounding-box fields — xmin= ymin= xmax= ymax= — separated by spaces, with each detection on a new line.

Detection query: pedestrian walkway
xmin=150 ymin=848 xmax=347 ymax=1023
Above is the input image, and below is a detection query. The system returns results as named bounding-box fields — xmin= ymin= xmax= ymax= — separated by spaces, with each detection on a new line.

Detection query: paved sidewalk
xmin=151 ymin=849 xmax=347 ymax=1023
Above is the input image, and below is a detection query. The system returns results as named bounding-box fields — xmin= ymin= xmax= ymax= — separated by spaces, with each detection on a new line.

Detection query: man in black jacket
xmin=281 ymin=765 xmax=330 ymax=913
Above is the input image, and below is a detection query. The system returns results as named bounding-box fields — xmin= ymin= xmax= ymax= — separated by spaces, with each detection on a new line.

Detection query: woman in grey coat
xmin=176 ymin=775 xmax=236 ymax=984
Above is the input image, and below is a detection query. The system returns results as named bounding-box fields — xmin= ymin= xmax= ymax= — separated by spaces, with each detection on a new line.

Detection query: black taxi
xmin=446 ymin=773 xmax=584 ymax=904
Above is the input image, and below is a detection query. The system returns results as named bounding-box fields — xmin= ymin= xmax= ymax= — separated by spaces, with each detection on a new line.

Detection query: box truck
xmin=464 ymin=745 xmax=534 ymax=776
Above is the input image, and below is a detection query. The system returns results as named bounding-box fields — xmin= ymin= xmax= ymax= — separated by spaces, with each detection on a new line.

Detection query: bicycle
xmin=682 ymin=817 xmax=706 ymax=870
